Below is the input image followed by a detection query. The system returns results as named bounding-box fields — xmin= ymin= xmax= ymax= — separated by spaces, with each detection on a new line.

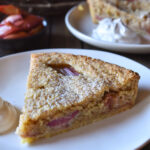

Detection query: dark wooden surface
xmin=0 ymin=14 xmax=150 ymax=69
xmin=0 ymin=13 xmax=150 ymax=150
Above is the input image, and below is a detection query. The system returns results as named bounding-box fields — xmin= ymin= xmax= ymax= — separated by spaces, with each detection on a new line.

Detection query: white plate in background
xmin=0 ymin=48 xmax=150 ymax=150
xmin=65 ymin=2 xmax=150 ymax=53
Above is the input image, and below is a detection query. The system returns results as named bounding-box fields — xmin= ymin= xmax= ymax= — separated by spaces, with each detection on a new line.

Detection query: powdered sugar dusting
xmin=25 ymin=72 xmax=105 ymax=118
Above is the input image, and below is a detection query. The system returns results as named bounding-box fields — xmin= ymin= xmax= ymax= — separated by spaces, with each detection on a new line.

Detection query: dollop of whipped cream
xmin=0 ymin=97 xmax=18 ymax=134
xmin=92 ymin=18 xmax=141 ymax=44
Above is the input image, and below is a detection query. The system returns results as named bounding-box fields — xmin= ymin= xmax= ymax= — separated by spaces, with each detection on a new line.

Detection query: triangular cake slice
xmin=16 ymin=53 xmax=140 ymax=143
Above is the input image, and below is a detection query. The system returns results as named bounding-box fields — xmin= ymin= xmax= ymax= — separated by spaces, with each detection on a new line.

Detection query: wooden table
xmin=0 ymin=14 xmax=150 ymax=69
xmin=0 ymin=14 xmax=149 ymax=150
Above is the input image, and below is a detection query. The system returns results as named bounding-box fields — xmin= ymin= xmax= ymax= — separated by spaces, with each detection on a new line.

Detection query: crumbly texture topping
xmin=23 ymin=52 xmax=139 ymax=120
xmin=16 ymin=52 xmax=140 ymax=142
xmin=25 ymin=74 xmax=106 ymax=119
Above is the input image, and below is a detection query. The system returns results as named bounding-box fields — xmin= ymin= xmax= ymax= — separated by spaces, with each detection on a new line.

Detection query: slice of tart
xmin=105 ymin=0 xmax=150 ymax=14
xmin=87 ymin=0 xmax=150 ymax=34
xmin=16 ymin=52 xmax=140 ymax=143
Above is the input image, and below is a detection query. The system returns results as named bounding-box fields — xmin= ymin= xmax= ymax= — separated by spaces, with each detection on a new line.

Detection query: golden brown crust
xmin=30 ymin=52 xmax=139 ymax=89
xmin=16 ymin=52 xmax=140 ymax=143
xmin=21 ymin=103 xmax=134 ymax=144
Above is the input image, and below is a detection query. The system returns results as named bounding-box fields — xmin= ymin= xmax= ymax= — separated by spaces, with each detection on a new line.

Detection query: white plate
xmin=65 ymin=2 xmax=150 ymax=53
xmin=0 ymin=48 xmax=150 ymax=150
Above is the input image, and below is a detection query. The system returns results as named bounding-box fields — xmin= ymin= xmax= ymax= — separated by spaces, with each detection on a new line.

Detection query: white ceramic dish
xmin=0 ymin=48 xmax=150 ymax=150
xmin=65 ymin=2 xmax=150 ymax=53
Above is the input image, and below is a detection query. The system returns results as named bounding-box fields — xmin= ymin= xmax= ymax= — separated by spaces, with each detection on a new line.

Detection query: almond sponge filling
xmin=17 ymin=90 xmax=133 ymax=142
xmin=16 ymin=53 xmax=140 ymax=143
